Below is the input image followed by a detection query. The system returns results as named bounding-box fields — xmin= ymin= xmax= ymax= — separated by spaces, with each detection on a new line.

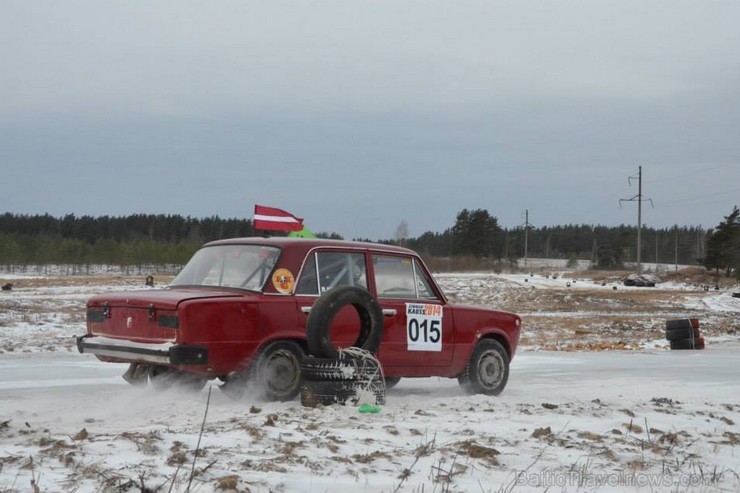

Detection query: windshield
xmin=170 ymin=244 xmax=280 ymax=291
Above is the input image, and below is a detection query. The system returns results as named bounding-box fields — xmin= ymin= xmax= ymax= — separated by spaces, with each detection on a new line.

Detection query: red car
xmin=78 ymin=238 xmax=522 ymax=400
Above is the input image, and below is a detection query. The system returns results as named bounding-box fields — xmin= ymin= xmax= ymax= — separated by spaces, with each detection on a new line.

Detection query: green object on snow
xmin=358 ymin=404 xmax=381 ymax=414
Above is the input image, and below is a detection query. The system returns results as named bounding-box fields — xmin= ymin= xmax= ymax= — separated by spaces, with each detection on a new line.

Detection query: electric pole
xmin=674 ymin=227 xmax=678 ymax=272
xmin=522 ymin=210 xmax=533 ymax=269
xmin=620 ymin=166 xmax=653 ymax=274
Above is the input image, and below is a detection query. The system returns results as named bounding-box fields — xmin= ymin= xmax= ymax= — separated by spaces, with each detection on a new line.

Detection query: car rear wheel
xmin=459 ymin=339 xmax=509 ymax=396
xmin=252 ymin=341 xmax=305 ymax=401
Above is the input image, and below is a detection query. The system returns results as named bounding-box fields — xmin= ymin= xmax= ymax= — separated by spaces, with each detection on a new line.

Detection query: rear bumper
xmin=76 ymin=335 xmax=208 ymax=365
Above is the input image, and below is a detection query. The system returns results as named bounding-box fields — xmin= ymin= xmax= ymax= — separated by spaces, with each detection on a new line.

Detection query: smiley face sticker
xmin=272 ymin=268 xmax=295 ymax=294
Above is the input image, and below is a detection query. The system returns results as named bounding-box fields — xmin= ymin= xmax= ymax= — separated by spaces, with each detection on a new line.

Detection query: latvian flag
xmin=253 ymin=204 xmax=304 ymax=232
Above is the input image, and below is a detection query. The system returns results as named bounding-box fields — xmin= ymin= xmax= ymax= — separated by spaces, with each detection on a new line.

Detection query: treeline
xmin=406 ymin=222 xmax=707 ymax=267
xmin=401 ymin=207 xmax=736 ymax=277
xmin=703 ymin=206 xmax=740 ymax=278
xmin=0 ymin=213 xmax=254 ymax=273
xmin=0 ymin=213 xmax=252 ymax=244
xmin=0 ymin=210 xmax=733 ymax=274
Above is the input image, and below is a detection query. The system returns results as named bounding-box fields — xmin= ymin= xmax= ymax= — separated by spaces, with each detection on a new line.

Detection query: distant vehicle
xmin=78 ymin=238 xmax=522 ymax=400
xmin=623 ymin=274 xmax=656 ymax=287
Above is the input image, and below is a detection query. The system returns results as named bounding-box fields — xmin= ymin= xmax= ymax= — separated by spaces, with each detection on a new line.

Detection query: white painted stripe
xmin=254 ymin=214 xmax=301 ymax=224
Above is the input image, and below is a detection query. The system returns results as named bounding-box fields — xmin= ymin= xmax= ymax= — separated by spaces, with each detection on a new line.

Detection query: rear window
xmin=170 ymin=244 xmax=280 ymax=291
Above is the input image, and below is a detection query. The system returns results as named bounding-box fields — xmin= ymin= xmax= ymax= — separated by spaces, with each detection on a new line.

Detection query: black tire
xmin=665 ymin=327 xmax=701 ymax=341
xmin=251 ymin=340 xmax=305 ymax=401
xmin=300 ymin=379 xmax=386 ymax=407
xmin=665 ymin=318 xmax=699 ymax=330
xmin=306 ymin=286 xmax=383 ymax=358
xmin=670 ymin=338 xmax=705 ymax=350
xmin=458 ymin=339 xmax=510 ymax=396
xmin=384 ymin=377 xmax=401 ymax=389
xmin=148 ymin=366 xmax=207 ymax=392
xmin=301 ymin=356 xmax=381 ymax=381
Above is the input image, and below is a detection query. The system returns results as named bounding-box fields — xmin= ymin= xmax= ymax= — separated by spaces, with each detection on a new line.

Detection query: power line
xmin=643 ymin=163 xmax=735 ymax=186
xmin=659 ymin=186 xmax=740 ymax=207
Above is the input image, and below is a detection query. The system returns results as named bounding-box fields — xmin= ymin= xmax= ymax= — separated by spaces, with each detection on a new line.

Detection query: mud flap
xmin=122 ymin=363 xmax=149 ymax=386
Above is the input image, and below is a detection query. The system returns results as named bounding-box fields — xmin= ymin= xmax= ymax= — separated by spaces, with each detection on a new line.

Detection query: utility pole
xmin=591 ymin=232 xmax=597 ymax=267
xmin=674 ymin=227 xmax=678 ymax=272
xmin=522 ymin=210 xmax=533 ymax=269
xmin=620 ymin=166 xmax=653 ymax=274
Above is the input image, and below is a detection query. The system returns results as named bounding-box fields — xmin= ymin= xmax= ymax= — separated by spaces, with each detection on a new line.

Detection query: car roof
xmin=204 ymin=236 xmax=417 ymax=255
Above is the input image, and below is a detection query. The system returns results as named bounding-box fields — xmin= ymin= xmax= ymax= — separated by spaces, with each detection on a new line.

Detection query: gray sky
xmin=1 ymin=1 xmax=738 ymax=240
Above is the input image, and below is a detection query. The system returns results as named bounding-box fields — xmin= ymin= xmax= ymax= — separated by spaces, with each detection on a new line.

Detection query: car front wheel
xmin=458 ymin=339 xmax=509 ymax=396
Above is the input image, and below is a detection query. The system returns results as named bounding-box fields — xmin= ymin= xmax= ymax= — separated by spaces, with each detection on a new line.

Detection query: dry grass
xmin=1 ymin=269 xmax=737 ymax=354
xmin=442 ymin=269 xmax=738 ymax=351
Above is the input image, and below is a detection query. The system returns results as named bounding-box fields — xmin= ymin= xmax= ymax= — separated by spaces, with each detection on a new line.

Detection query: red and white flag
xmin=253 ymin=204 xmax=304 ymax=232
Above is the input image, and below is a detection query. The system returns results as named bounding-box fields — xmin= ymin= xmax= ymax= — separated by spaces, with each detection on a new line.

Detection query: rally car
xmin=78 ymin=238 xmax=522 ymax=400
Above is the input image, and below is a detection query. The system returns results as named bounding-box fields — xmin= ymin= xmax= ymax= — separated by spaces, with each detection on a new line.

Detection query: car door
xmin=371 ymin=253 xmax=454 ymax=370
xmin=293 ymin=249 xmax=370 ymax=350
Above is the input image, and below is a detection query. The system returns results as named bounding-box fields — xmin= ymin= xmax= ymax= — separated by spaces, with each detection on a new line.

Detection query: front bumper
xmin=77 ymin=335 xmax=208 ymax=365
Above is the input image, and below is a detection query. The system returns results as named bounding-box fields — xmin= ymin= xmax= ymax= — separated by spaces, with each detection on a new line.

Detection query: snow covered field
xmin=1 ymin=271 xmax=739 ymax=492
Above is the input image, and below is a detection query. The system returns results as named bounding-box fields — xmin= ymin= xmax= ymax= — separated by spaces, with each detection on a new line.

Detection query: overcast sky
xmin=1 ymin=1 xmax=738 ymax=240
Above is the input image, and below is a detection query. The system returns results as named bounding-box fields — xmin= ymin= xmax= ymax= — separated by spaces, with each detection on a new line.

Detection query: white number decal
xmin=406 ymin=303 xmax=443 ymax=352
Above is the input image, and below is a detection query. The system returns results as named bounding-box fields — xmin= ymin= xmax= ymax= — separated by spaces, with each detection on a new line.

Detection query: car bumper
xmin=76 ymin=335 xmax=208 ymax=365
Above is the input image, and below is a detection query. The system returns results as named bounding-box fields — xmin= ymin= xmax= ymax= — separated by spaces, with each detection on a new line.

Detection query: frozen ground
xmin=0 ymin=270 xmax=739 ymax=492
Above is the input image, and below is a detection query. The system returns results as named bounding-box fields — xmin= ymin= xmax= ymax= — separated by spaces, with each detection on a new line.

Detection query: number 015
xmin=408 ymin=318 xmax=441 ymax=343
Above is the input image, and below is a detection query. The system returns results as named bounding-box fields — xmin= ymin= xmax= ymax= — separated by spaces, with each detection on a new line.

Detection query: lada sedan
xmin=78 ymin=238 xmax=522 ymax=400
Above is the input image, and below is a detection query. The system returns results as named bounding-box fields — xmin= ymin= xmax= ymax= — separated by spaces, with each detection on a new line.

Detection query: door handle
xmin=382 ymin=309 xmax=397 ymax=316
xmin=301 ymin=306 xmax=312 ymax=314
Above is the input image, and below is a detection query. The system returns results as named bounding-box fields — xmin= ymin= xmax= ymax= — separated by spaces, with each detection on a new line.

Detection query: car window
xmin=170 ymin=244 xmax=280 ymax=291
xmin=412 ymin=258 xmax=438 ymax=300
xmin=296 ymin=251 xmax=368 ymax=295
xmin=373 ymin=255 xmax=439 ymax=300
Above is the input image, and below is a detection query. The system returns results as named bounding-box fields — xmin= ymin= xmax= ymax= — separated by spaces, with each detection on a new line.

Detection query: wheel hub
xmin=478 ymin=351 xmax=504 ymax=388
xmin=266 ymin=350 xmax=299 ymax=392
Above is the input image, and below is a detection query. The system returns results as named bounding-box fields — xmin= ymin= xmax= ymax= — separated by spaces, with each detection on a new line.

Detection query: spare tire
xmin=665 ymin=318 xmax=699 ymax=330
xmin=669 ymin=337 xmax=705 ymax=350
xmin=665 ymin=327 xmax=701 ymax=341
xmin=306 ymin=286 xmax=383 ymax=358
xmin=300 ymin=379 xmax=386 ymax=407
xmin=301 ymin=356 xmax=381 ymax=381
xmin=384 ymin=376 xmax=401 ymax=389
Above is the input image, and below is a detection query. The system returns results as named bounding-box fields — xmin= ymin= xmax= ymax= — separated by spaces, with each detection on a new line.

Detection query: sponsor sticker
xmin=272 ymin=268 xmax=295 ymax=294
xmin=405 ymin=303 xmax=443 ymax=352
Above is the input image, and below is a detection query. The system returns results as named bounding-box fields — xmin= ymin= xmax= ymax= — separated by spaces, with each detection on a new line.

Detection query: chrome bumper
xmin=77 ymin=335 xmax=208 ymax=365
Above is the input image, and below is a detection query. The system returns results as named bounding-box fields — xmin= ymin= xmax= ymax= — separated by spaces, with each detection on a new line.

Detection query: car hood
xmin=447 ymin=303 xmax=520 ymax=320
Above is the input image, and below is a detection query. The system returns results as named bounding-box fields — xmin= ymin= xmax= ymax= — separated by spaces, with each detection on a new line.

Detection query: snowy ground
xmin=1 ymin=270 xmax=739 ymax=492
